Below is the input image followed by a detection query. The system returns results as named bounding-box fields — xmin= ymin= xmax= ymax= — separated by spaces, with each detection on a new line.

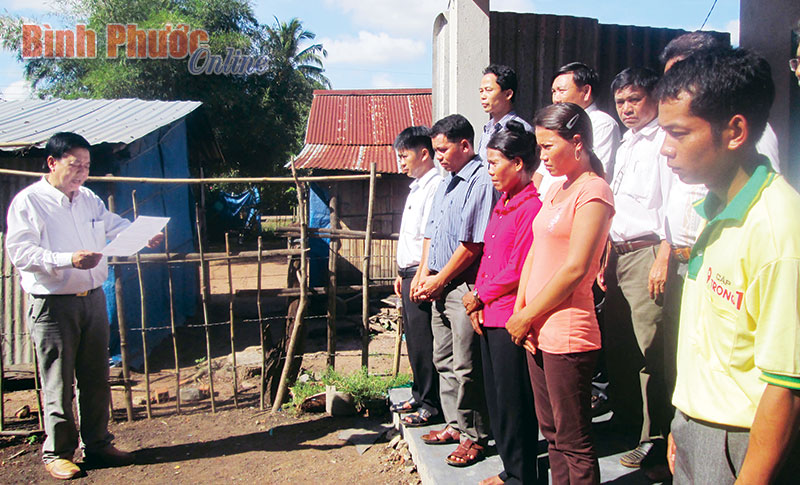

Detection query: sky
xmin=0 ymin=0 xmax=741 ymax=100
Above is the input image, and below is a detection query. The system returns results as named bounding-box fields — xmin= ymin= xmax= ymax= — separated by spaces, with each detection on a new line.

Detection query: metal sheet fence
xmin=489 ymin=11 xmax=728 ymax=121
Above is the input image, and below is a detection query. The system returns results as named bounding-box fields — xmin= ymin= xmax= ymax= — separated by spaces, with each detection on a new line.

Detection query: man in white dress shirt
xmin=535 ymin=62 xmax=621 ymax=196
xmin=603 ymin=68 xmax=674 ymax=470
xmin=6 ymin=132 xmax=162 ymax=480
xmin=391 ymin=126 xmax=443 ymax=426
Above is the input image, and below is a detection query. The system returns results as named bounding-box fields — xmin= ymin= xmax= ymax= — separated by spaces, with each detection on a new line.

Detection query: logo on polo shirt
xmin=706 ymin=267 xmax=744 ymax=311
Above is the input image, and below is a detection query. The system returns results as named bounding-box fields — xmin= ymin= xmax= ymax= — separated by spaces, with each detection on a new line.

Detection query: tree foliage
xmin=0 ymin=0 xmax=330 ymax=211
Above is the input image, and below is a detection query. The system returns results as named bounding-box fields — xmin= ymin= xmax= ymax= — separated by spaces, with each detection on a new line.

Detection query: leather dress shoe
xmin=83 ymin=445 xmax=134 ymax=467
xmin=45 ymin=458 xmax=82 ymax=480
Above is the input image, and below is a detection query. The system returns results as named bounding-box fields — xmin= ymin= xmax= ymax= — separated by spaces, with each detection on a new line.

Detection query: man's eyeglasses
xmin=791 ymin=58 xmax=800 ymax=71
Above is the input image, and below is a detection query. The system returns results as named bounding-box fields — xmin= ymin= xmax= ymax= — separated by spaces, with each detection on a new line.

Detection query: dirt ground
xmin=1 ymin=255 xmax=416 ymax=484
xmin=1 ymin=331 xmax=415 ymax=485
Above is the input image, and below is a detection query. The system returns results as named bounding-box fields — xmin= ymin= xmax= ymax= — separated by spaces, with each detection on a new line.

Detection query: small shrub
xmin=287 ymin=374 xmax=325 ymax=413
xmin=322 ymin=367 xmax=411 ymax=405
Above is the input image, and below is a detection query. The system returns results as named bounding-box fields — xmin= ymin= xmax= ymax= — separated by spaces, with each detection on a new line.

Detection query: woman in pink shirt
xmin=506 ymin=103 xmax=614 ymax=484
xmin=461 ymin=120 xmax=542 ymax=484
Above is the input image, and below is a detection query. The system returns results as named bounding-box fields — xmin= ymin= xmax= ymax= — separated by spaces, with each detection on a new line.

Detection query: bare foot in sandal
xmin=445 ymin=438 xmax=484 ymax=467
xmin=479 ymin=475 xmax=504 ymax=485
xmin=401 ymin=408 xmax=433 ymax=427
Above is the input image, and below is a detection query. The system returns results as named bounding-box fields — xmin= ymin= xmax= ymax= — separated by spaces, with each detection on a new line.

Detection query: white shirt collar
xmin=623 ymin=117 xmax=660 ymax=143
xmin=410 ymin=166 xmax=439 ymax=190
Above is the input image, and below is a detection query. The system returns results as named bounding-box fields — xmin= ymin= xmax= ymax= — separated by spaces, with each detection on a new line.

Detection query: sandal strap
xmin=451 ymin=439 xmax=483 ymax=460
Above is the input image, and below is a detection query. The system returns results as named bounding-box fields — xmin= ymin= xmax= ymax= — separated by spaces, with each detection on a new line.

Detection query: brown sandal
xmin=421 ymin=426 xmax=460 ymax=445
xmin=445 ymin=438 xmax=484 ymax=467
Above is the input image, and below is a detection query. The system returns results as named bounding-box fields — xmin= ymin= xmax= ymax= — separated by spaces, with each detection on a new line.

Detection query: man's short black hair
xmin=656 ymin=48 xmax=774 ymax=144
xmin=430 ymin=114 xmax=474 ymax=147
xmin=659 ymin=31 xmax=728 ymax=66
xmin=611 ymin=67 xmax=660 ymax=97
xmin=553 ymin=62 xmax=599 ymax=97
xmin=393 ymin=126 xmax=433 ymax=155
xmin=45 ymin=132 xmax=91 ymax=160
xmin=483 ymin=64 xmax=518 ymax=103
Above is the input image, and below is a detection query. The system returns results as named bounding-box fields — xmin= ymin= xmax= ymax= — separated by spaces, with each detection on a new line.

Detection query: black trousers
xmin=481 ymin=326 xmax=539 ymax=484
xmin=400 ymin=271 xmax=440 ymax=415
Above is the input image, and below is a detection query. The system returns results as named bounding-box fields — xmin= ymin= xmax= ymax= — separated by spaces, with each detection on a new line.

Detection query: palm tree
xmin=266 ymin=17 xmax=330 ymax=89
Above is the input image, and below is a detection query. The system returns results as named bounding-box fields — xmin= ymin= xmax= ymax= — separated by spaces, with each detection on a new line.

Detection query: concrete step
xmin=389 ymin=387 xmax=668 ymax=484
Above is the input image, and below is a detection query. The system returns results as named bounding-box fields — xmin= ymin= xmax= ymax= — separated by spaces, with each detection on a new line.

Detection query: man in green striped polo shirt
xmin=657 ymin=48 xmax=800 ymax=484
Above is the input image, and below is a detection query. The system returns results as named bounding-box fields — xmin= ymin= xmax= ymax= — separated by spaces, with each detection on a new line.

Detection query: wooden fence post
xmin=271 ymin=163 xmax=309 ymax=413
xmin=195 ymin=205 xmax=216 ymax=413
xmin=163 ymin=225 xmax=181 ymax=414
xmin=225 ymin=233 xmax=239 ymax=408
xmin=361 ymin=163 xmax=377 ymax=368
xmin=327 ymin=185 xmax=339 ymax=368
xmin=132 ymin=191 xmax=152 ymax=419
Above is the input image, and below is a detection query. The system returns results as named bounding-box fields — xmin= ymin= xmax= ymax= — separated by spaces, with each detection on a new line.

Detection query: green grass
xmin=321 ymin=367 xmax=411 ymax=404
xmin=285 ymin=367 xmax=412 ymax=413
xmin=286 ymin=377 xmax=325 ymax=413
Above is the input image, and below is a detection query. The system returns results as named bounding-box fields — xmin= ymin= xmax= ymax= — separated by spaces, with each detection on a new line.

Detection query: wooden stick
xmin=257 ymin=237 xmax=266 ymax=411
xmin=276 ymin=227 xmax=398 ymax=240
xmin=109 ymin=195 xmax=134 ymax=422
xmin=0 ymin=430 xmax=43 ymax=437
xmin=0 ymin=141 xmax=44 ymax=148
xmin=132 ymin=191 xmax=152 ymax=419
xmin=32 ymin=346 xmax=43 ymax=431
xmin=195 ymin=205 xmax=216 ymax=413
xmin=0 ymin=167 xmax=380 ymax=184
xmin=107 ymin=248 xmax=302 ymax=265
xmin=392 ymin=312 xmax=404 ymax=378
xmin=225 ymin=233 xmax=239 ymax=408
xmin=164 ymin=225 xmax=181 ymax=414
xmin=272 ymin=162 xmax=309 ymax=413
xmin=0 ymin=320 xmax=5 ymax=431
xmin=327 ymin=186 xmax=339 ymax=369
xmin=234 ymin=284 xmax=394 ymax=299
xmin=361 ymin=163 xmax=377 ymax=369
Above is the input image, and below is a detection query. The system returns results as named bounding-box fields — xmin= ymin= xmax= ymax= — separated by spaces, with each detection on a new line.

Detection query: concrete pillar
xmin=740 ymin=0 xmax=800 ymax=183
xmin=433 ymin=0 xmax=490 ymax=139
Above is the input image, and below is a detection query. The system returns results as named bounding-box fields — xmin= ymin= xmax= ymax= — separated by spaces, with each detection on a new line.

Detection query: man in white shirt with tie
xmin=6 ymin=132 xmax=162 ymax=480
xmin=475 ymin=64 xmax=532 ymax=163
xmin=603 ymin=68 xmax=674 ymax=471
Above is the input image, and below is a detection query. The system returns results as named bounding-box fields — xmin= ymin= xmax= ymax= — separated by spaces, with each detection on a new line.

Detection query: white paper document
xmin=102 ymin=216 xmax=170 ymax=257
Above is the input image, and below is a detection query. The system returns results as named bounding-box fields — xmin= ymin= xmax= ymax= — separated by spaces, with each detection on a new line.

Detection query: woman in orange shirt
xmin=506 ymin=102 xmax=615 ymax=484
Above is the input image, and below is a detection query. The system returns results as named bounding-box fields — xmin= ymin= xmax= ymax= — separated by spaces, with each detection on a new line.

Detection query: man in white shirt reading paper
xmin=6 ymin=132 xmax=163 ymax=480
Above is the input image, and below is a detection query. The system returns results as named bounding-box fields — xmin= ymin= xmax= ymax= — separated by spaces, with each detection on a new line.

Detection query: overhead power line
xmin=700 ymin=0 xmax=720 ymax=30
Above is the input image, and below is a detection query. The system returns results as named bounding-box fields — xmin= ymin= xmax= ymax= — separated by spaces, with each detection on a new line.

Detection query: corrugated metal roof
xmin=294 ymin=89 xmax=432 ymax=174
xmin=0 ymin=98 xmax=202 ymax=150
xmin=294 ymin=144 xmax=399 ymax=173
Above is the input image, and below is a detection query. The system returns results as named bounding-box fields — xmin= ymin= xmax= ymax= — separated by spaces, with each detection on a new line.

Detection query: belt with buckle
xmin=672 ymin=246 xmax=692 ymax=263
xmin=32 ymin=288 xmax=96 ymax=298
xmin=612 ymin=235 xmax=660 ymax=255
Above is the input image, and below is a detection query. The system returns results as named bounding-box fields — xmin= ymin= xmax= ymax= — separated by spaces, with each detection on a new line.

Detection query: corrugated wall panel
xmin=1 ymin=158 xmax=41 ymax=366
xmin=489 ymin=12 xmax=726 ymax=122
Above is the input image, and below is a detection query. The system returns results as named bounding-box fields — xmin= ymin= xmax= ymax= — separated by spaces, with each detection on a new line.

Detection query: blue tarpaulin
xmin=308 ymin=183 xmax=330 ymax=287
xmin=89 ymin=120 xmax=198 ymax=367
xmin=206 ymin=186 xmax=261 ymax=242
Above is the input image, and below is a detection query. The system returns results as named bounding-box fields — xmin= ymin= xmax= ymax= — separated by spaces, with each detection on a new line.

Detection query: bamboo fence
xmin=1 ymin=162 xmax=403 ymax=431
